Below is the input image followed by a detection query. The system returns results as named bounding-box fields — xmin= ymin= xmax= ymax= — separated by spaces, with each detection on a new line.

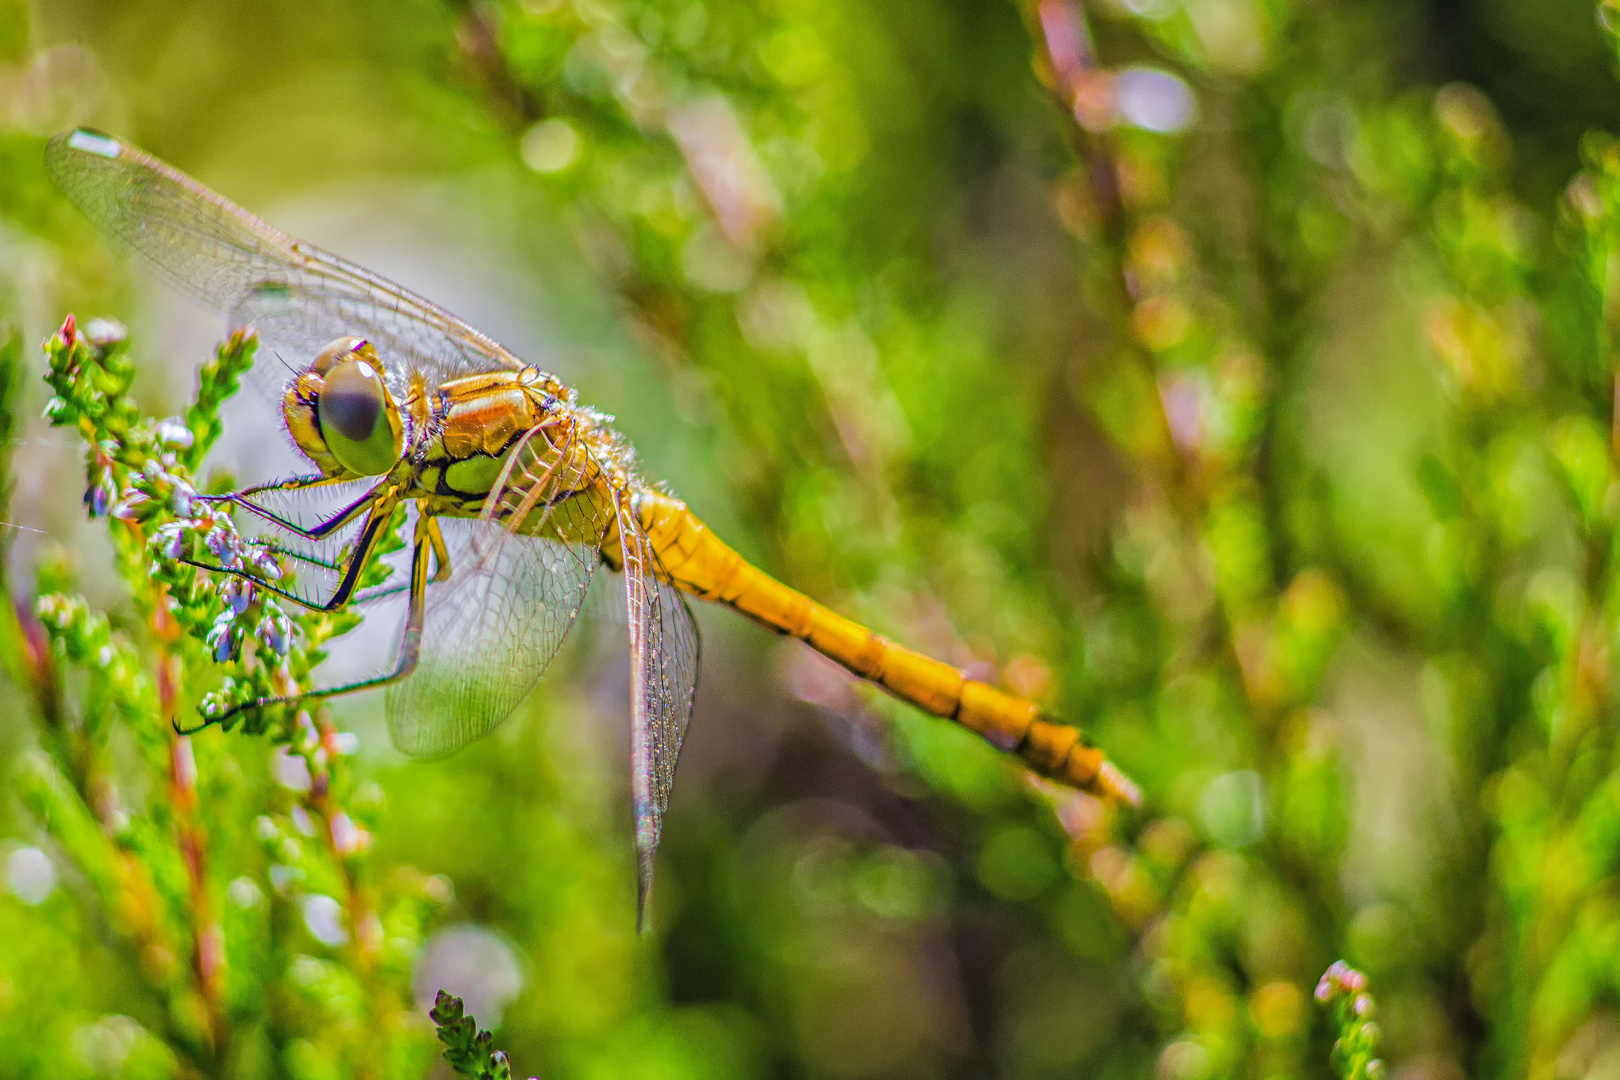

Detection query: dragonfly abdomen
xmin=636 ymin=491 xmax=1139 ymax=805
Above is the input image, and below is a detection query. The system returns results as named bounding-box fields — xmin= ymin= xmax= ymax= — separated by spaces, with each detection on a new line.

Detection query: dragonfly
xmin=46 ymin=128 xmax=1140 ymax=915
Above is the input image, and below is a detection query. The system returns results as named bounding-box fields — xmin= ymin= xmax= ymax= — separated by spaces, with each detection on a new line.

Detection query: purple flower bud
xmin=258 ymin=612 xmax=292 ymax=656
xmin=169 ymin=479 xmax=196 ymax=517
xmin=222 ymin=577 xmax=256 ymax=616
xmin=153 ymin=523 xmax=187 ymax=560
xmin=85 ymin=471 xmax=118 ymax=518
xmin=206 ymin=526 xmax=242 ymax=569
xmin=250 ymin=547 xmax=284 ymax=581
xmin=110 ymin=490 xmax=151 ymax=521
xmin=207 ymin=616 xmax=243 ymax=663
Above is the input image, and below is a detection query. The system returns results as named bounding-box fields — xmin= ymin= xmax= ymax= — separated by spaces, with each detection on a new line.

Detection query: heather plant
xmin=1 ymin=314 xmax=448 ymax=1074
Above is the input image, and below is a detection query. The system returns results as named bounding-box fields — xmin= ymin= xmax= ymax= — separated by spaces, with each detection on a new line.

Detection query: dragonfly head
xmin=284 ymin=337 xmax=406 ymax=477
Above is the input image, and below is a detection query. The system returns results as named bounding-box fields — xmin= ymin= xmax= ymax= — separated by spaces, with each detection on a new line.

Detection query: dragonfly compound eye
xmin=318 ymin=357 xmax=404 ymax=476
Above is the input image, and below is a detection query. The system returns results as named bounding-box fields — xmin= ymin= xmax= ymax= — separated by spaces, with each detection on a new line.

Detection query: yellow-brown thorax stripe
xmin=407 ymin=368 xmax=565 ymax=513
xmin=402 ymin=368 xmax=627 ymax=556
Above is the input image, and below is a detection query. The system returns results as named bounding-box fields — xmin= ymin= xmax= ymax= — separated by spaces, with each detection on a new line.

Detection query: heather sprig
xmin=20 ymin=314 xmax=441 ymax=1075
xmin=430 ymin=992 xmax=525 ymax=1080
xmin=1315 ymin=963 xmax=1387 ymax=1080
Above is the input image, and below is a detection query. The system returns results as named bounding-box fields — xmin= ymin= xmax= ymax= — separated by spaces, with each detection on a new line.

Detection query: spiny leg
xmin=188 ymin=508 xmax=434 ymax=733
xmin=249 ymin=540 xmax=344 ymax=574
xmin=351 ymin=515 xmax=451 ymax=602
xmin=248 ymin=538 xmax=407 ymax=605
xmin=200 ymin=473 xmax=387 ymax=541
xmin=226 ymin=540 xmax=414 ymax=605
xmin=180 ymin=488 xmax=403 ymax=613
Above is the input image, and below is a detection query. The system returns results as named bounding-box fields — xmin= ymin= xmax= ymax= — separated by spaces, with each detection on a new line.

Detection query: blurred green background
xmin=9 ymin=0 xmax=1620 ymax=1076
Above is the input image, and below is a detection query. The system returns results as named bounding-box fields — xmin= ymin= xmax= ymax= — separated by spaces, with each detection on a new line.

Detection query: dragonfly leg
xmin=427 ymin=517 xmax=452 ymax=583
xmin=179 ymin=488 xmax=404 ymax=613
xmin=229 ymin=543 xmax=405 ymax=605
xmin=199 ymin=474 xmax=386 ymax=541
xmin=218 ymin=513 xmax=441 ymax=601
xmin=345 ymin=518 xmax=448 ymax=602
xmin=208 ymin=472 xmax=342 ymax=499
xmin=238 ymin=538 xmax=345 ymax=574
xmin=186 ymin=505 xmax=433 ymax=733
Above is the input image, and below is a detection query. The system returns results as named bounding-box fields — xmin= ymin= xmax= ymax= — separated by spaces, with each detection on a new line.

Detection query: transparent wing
xmin=384 ymin=429 xmax=614 ymax=757
xmin=620 ymin=510 xmax=701 ymax=925
xmin=232 ymin=283 xmax=516 ymax=403
xmin=484 ymin=422 xmax=702 ymax=920
xmin=383 ymin=518 xmax=601 ymax=757
xmin=45 ymin=129 xmax=523 ymax=406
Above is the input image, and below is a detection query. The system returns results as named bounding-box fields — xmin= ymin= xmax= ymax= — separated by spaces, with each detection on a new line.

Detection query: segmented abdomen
xmin=635 ymin=490 xmax=1140 ymax=805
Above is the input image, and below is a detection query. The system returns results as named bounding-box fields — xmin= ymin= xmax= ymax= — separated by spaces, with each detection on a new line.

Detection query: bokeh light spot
xmin=522 ymin=118 xmax=582 ymax=174
xmin=1115 ymin=67 xmax=1196 ymax=134
xmin=5 ymin=846 xmax=55 ymax=905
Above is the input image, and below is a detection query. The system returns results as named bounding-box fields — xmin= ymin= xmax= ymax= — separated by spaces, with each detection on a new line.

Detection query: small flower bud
xmin=152 ymin=523 xmax=187 ymax=560
xmin=222 ymin=577 xmax=256 ymax=616
xmin=43 ymin=398 xmax=77 ymax=425
xmin=85 ymin=470 xmax=117 ymax=518
xmin=83 ymin=318 xmax=126 ymax=348
xmin=156 ymin=417 xmax=196 ymax=450
xmin=169 ymin=479 xmax=196 ymax=517
xmin=206 ymin=526 xmax=242 ymax=569
xmin=248 ymin=546 xmax=284 ymax=581
xmin=207 ymin=615 xmax=244 ymax=663
xmin=257 ymin=611 xmax=293 ymax=656
xmin=110 ymin=490 xmax=151 ymax=521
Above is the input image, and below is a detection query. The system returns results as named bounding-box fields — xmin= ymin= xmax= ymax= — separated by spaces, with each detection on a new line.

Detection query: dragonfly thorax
xmin=283 ymin=337 xmax=406 ymax=478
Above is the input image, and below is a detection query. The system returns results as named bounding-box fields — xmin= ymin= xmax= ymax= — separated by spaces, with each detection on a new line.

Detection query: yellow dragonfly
xmin=47 ymin=128 xmax=1139 ymax=910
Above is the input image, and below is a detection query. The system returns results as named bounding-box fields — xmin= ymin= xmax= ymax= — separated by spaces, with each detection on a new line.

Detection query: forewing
xmin=45 ymin=129 xmax=299 ymax=313
xmin=45 ymin=129 xmax=523 ymax=403
xmin=620 ymin=513 xmax=701 ymax=926
xmin=233 ymin=283 xmax=519 ymax=405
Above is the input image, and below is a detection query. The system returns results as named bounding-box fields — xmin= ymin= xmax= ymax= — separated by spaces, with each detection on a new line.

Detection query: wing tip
xmin=636 ymin=853 xmax=654 ymax=935
xmin=47 ymin=128 xmax=125 ymax=170
xmin=633 ymin=809 xmax=661 ymax=934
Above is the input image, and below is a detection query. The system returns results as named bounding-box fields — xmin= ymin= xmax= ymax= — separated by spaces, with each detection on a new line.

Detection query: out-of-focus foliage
xmin=9 ymin=0 xmax=1620 ymax=1076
